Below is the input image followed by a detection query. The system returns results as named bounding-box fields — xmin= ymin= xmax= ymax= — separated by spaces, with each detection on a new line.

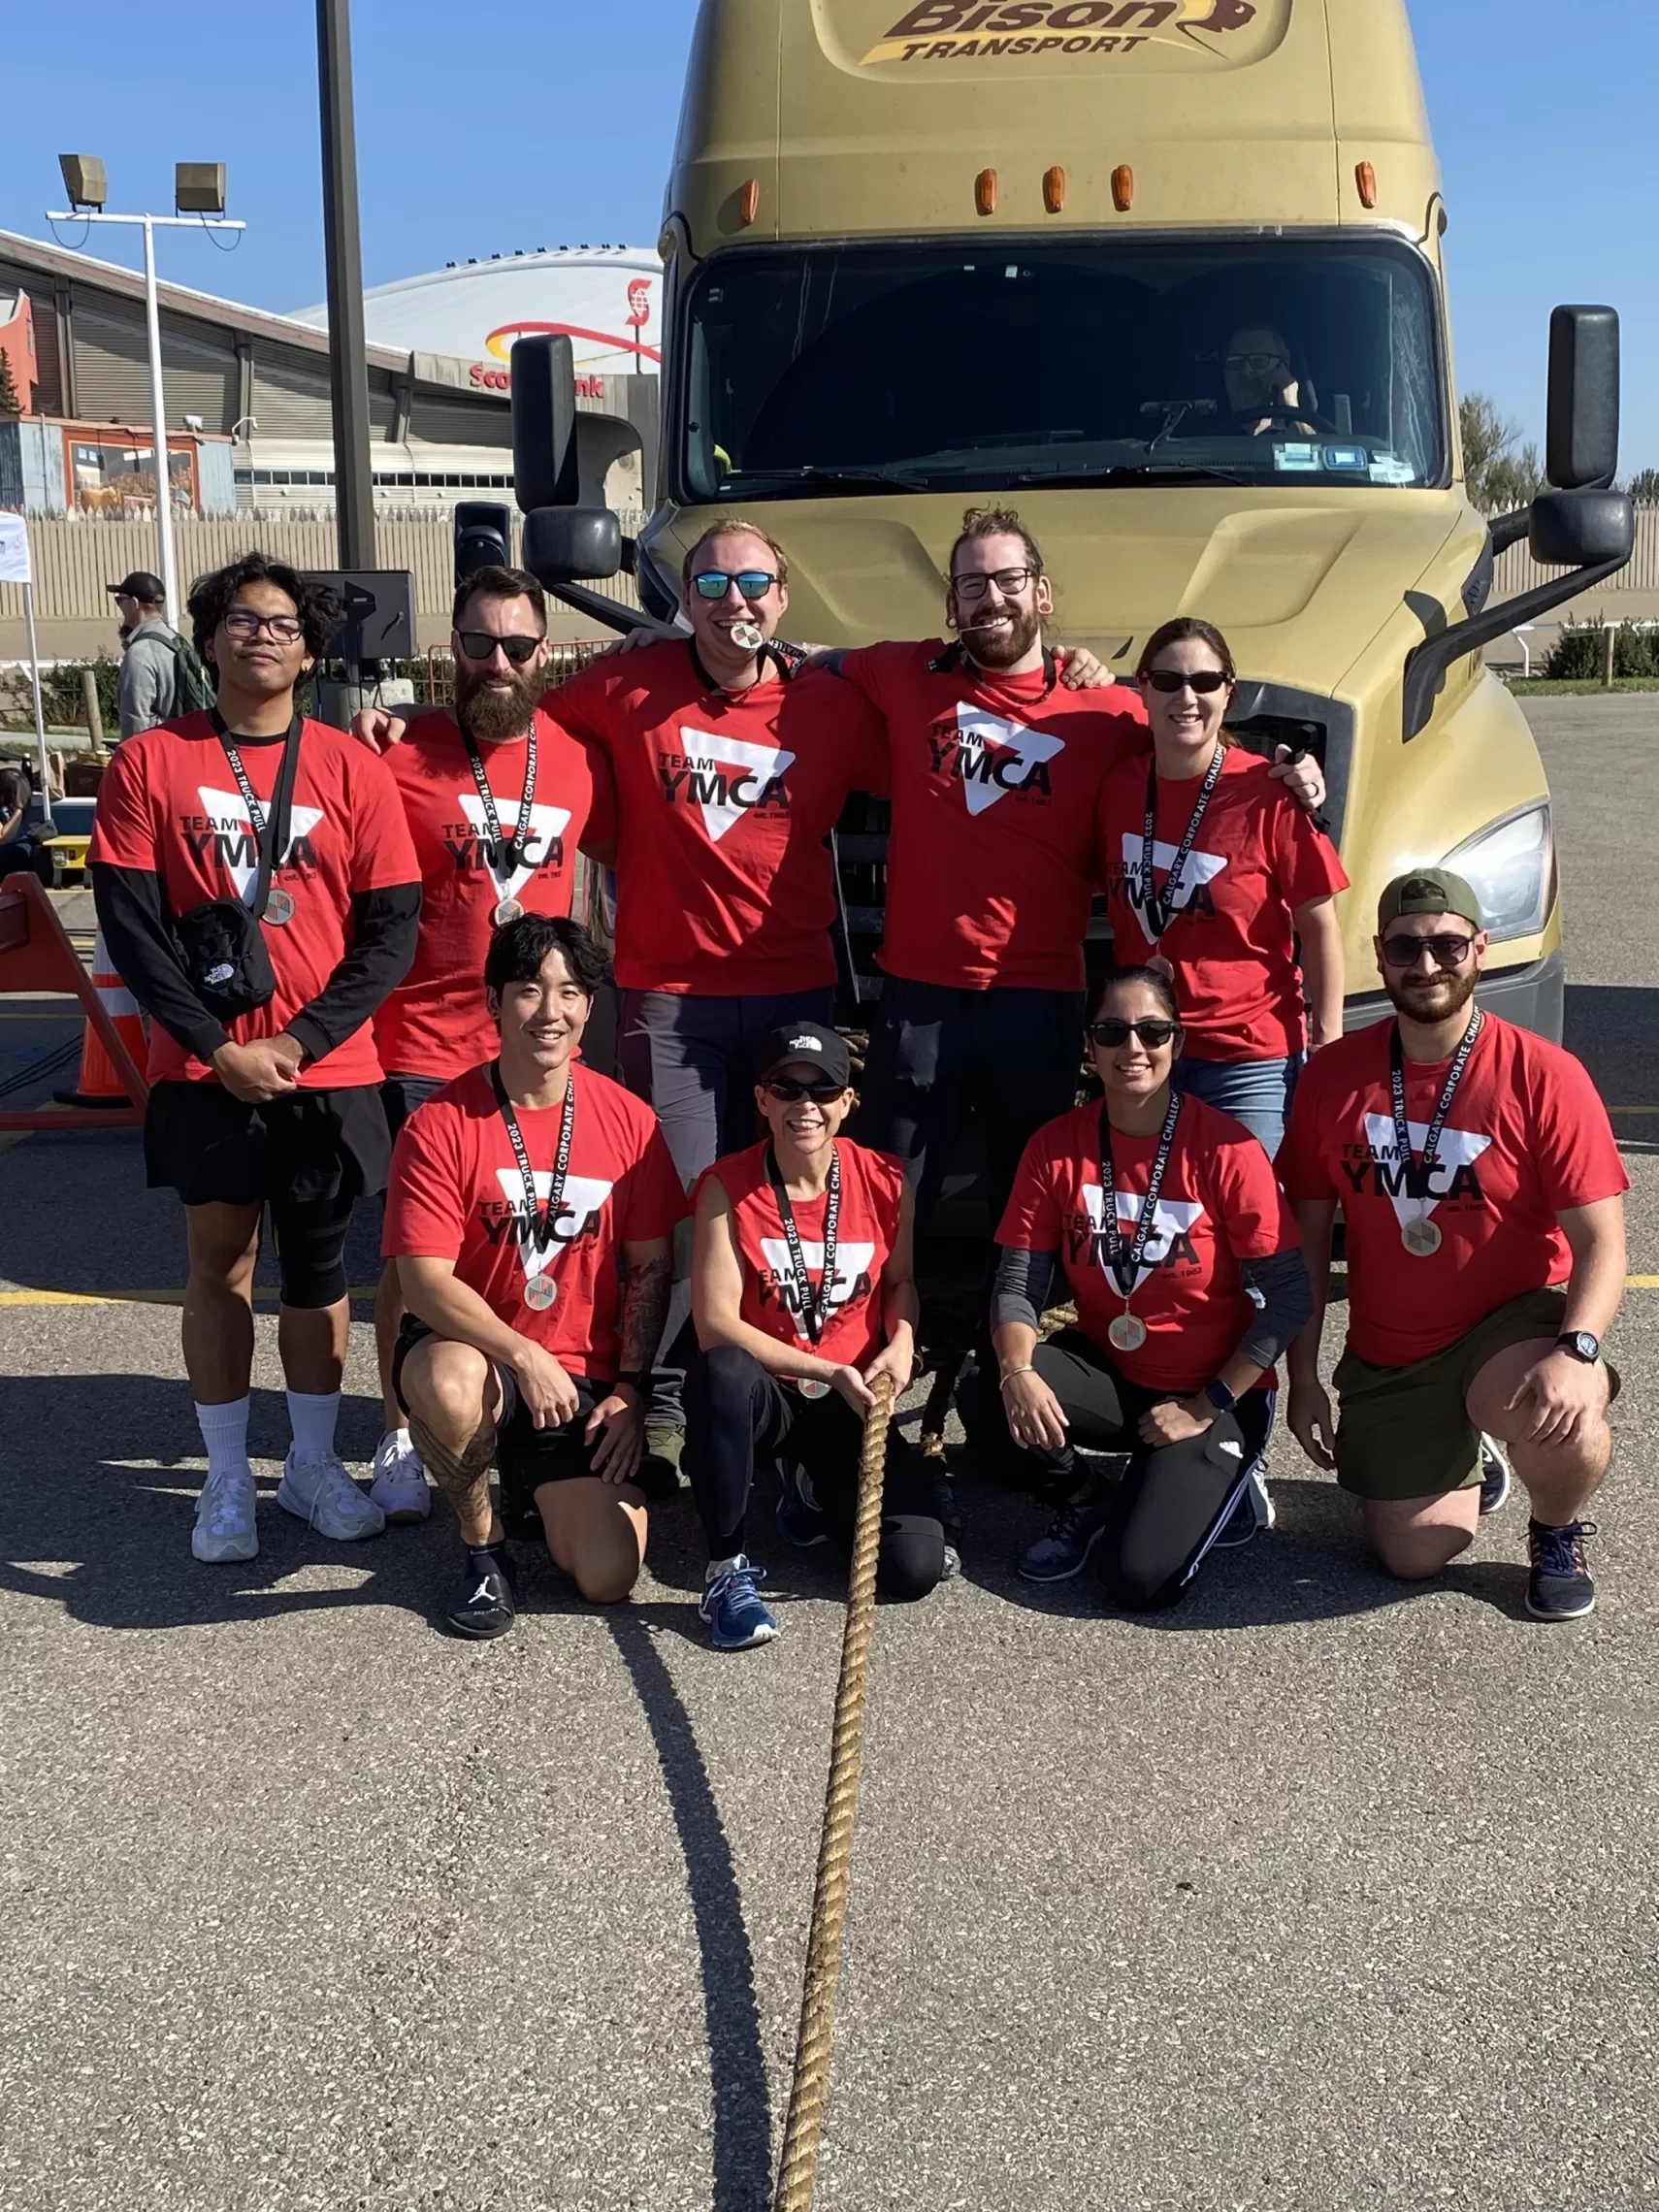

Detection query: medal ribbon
xmin=1388 ymin=1007 xmax=1484 ymax=1190
xmin=1097 ymin=1092 xmax=1183 ymax=1306
xmin=766 ymin=1142 xmax=841 ymax=1348
xmin=491 ymin=1059 xmax=575 ymax=1268
xmin=463 ymin=718 xmax=539 ymax=886
xmin=1140 ymin=742 xmax=1225 ymax=943
xmin=214 ymin=712 xmax=301 ymax=912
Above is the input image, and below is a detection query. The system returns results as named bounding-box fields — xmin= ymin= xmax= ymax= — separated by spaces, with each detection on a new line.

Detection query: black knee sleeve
xmin=270 ymin=1196 xmax=352 ymax=1310
xmin=878 ymin=1513 xmax=945 ymax=1603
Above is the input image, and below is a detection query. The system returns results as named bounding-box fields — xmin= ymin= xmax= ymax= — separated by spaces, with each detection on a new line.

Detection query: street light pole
xmin=316 ymin=0 xmax=375 ymax=572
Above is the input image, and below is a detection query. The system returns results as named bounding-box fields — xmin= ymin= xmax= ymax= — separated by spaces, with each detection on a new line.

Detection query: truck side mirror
xmin=511 ymin=335 xmax=580 ymax=511
xmin=523 ymin=506 xmax=622 ymax=585
xmin=453 ymin=500 xmax=512 ymax=585
xmin=1529 ymin=488 xmax=1634 ymax=569
xmin=1546 ymin=306 xmax=1619 ymax=491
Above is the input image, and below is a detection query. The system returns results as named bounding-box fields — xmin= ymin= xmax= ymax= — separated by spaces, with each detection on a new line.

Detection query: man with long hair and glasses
xmin=89 ymin=551 xmax=421 ymax=1564
xmin=366 ymin=565 xmax=606 ymax=1526
xmin=1281 ymin=869 xmax=1628 ymax=1620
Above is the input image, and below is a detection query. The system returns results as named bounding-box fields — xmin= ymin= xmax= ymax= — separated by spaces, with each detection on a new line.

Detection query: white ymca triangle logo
xmin=951 ymin=704 xmax=1066 ymax=818
xmin=199 ymin=786 xmax=325 ymax=906
xmin=1362 ymin=1112 xmax=1492 ymax=1236
xmin=760 ymin=1236 xmax=877 ymax=1343
xmin=677 ymin=725 xmax=796 ymax=843
xmin=1120 ymin=830 xmax=1229 ymax=944
xmin=1083 ymin=1181 xmax=1204 ymax=1292
xmin=458 ymin=792 xmax=573 ymax=899
xmin=495 ymin=1168 xmax=615 ymax=1286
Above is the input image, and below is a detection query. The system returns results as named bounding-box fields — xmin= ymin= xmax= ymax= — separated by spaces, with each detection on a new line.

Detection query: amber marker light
xmin=975 ymin=168 xmax=998 ymax=216
xmin=1112 ymin=164 xmax=1134 ymax=212
xmin=1355 ymin=161 xmax=1378 ymax=209
xmin=738 ymin=178 xmax=760 ymax=226
xmin=1043 ymin=166 xmax=1066 ymax=213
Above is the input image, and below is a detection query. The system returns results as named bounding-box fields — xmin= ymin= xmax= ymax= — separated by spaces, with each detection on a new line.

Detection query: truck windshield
xmin=678 ymin=236 xmax=1446 ymax=500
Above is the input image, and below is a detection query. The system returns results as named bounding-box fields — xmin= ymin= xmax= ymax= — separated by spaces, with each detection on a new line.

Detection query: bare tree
xmin=1459 ymin=392 xmax=1542 ymax=514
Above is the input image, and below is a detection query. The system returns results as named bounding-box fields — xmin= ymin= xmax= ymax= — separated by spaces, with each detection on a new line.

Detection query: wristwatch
xmin=1555 ymin=1331 xmax=1602 ymax=1364
xmin=1204 ymin=1377 xmax=1237 ymax=1412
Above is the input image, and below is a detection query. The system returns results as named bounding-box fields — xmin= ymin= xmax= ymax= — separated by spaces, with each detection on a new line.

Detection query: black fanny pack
xmin=174 ymin=713 xmax=302 ymax=1023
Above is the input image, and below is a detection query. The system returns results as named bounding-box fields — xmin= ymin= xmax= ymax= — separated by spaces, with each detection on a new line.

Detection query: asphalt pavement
xmin=4 ymin=694 xmax=1659 ymax=2212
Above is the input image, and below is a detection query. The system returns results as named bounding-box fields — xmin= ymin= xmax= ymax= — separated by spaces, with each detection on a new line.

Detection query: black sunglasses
xmin=693 ymin=569 xmax=778 ymax=602
xmin=456 ymin=630 xmax=542 ymax=667
xmin=1089 ymin=1018 xmax=1182 ymax=1049
xmin=1381 ymin=931 xmax=1477 ymax=969
xmin=1143 ymin=668 xmax=1230 ymax=695
xmin=763 ymin=1077 xmax=846 ymax=1103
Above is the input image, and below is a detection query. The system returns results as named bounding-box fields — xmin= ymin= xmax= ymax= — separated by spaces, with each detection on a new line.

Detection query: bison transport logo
xmin=862 ymin=0 xmax=1256 ymax=65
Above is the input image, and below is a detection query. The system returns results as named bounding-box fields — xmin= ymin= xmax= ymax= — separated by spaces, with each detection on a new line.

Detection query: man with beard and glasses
xmin=1282 ymin=869 xmax=1628 ymax=1621
xmin=366 ymin=566 xmax=606 ymax=1523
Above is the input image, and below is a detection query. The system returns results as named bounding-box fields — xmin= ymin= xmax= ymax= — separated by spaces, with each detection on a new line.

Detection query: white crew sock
xmin=195 ymin=1396 xmax=251 ymax=1479
xmin=286 ymin=1389 xmax=341 ymax=1466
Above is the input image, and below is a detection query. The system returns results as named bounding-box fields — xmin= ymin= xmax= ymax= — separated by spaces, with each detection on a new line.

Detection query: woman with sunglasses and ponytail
xmin=1094 ymin=617 xmax=1349 ymax=1156
xmin=993 ymin=968 xmax=1311 ymax=1604
xmin=686 ymin=1025 xmax=949 ymax=1650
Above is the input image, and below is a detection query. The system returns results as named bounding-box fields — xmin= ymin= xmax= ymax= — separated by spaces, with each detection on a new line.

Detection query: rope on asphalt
xmin=772 ymin=1372 xmax=895 ymax=2212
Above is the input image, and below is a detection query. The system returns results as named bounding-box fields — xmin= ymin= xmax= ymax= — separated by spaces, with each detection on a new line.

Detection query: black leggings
xmin=1026 ymin=1329 xmax=1274 ymax=1611
xmin=684 ymin=1346 xmax=946 ymax=1602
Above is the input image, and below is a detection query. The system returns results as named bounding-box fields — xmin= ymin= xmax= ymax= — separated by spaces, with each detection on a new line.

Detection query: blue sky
xmin=2 ymin=0 xmax=1653 ymax=469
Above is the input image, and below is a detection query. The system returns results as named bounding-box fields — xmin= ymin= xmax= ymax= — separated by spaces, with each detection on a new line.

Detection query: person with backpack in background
xmin=110 ymin=570 xmax=214 ymax=739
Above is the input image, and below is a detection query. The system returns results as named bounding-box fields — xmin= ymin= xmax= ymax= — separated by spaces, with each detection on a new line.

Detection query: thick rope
xmin=772 ymin=1373 xmax=895 ymax=2212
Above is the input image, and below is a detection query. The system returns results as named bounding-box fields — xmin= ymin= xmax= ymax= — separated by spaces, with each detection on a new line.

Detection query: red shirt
xmin=374 ymin=706 xmax=602 ymax=1079
xmin=701 ymin=1137 xmax=905 ymax=1370
xmin=1095 ymin=745 xmax=1349 ymax=1059
xmin=555 ymin=641 xmax=886 ymax=995
xmin=382 ymin=1063 xmax=687 ymax=1378
xmin=996 ymin=1092 xmax=1298 ymax=1393
xmin=1279 ymin=1013 xmax=1629 ymax=1368
xmin=87 ymin=711 xmax=417 ymax=1089
xmin=836 ymin=640 xmax=1148 ymax=992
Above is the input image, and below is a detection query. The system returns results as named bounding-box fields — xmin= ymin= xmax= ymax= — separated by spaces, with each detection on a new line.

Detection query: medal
xmin=492 ymin=1059 xmax=576 ymax=1315
xmin=1094 ymin=1091 xmax=1182 ymax=1358
xmin=1139 ymin=742 xmax=1225 ymax=945
xmin=263 ymin=887 xmax=296 ymax=927
xmin=1108 ymin=1313 xmax=1148 ymax=1353
xmin=215 ymin=714 xmax=304 ymax=925
xmin=1388 ymin=1010 xmax=1483 ymax=1261
xmin=493 ymin=897 xmax=524 ymax=927
xmin=523 ymin=1273 xmax=558 ymax=1311
xmin=732 ymin=620 xmax=764 ymax=651
xmin=464 ymin=717 xmax=540 ymax=920
xmin=767 ymin=1141 xmax=841 ymax=1358
xmin=796 ymin=1378 xmax=831 ymax=1399
xmin=1402 ymin=1218 xmax=1443 ymax=1257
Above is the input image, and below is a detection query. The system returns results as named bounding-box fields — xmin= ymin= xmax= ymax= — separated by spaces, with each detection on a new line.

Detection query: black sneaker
xmin=1526 ymin=1518 xmax=1597 ymax=1622
xmin=1479 ymin=1436 xmax=1513 ymax=1516
xmin=444 ymin=1545 xmax=517 ymax=1640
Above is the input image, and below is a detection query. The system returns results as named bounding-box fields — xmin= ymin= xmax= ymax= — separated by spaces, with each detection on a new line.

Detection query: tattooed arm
xmin=586 ymin=1235 xmax=672 ymax=1486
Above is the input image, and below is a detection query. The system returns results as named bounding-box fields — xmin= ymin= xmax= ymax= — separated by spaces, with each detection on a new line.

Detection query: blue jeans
xmin=1173 ymin=1053 xmax=1304 ymax=1159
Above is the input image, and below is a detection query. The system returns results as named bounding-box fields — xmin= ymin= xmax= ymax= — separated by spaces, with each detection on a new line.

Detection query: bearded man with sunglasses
xmin=1281 ymin=869 xmax=1628 ymax=1621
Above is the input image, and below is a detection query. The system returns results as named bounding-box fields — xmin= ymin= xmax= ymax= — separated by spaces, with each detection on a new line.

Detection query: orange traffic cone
xmin=54 ymin=931 xmax=147 ymax=1109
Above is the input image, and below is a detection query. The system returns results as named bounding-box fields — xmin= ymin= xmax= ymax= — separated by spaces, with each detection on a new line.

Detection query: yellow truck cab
xmin=514 ymin=0 xmax=1635 ymax=1039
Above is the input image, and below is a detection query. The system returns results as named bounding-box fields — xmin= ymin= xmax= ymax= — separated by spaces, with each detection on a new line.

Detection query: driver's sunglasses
xmin=1089 ymin=1018 xmax=1181 ymax=1049
xmin=950 ymin=567 xmax=1036 ymax=601
xmin=692 ymin=569 xmax=778 ymax=602
xmin=456 ymin=630 xmax=542 ymax=666
xmin=223 ymin=609 xmax=304 ymax=643
xmin=1226 ymin=351 xmax=1289 ymax=373
xmin=1381 ymin=932 xmax=1477 ymax=969
xmin=764 ymin=1077 xmax=846 ymax=1103
xmin=1143 ymin=668 xmax=1230 ymax=695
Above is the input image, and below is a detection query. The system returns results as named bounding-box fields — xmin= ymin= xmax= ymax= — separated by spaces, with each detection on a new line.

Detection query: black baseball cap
xmin=109 ymin=571 xmax=166 ymax=603
xmin=1377 ymin=867 xmax=1483 ymax=933
xmin=759 ymin=1024 xmax=852 ymax=1090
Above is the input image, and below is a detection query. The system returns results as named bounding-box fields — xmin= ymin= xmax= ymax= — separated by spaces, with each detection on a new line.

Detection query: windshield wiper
xmin=723 ymin=464 xmax=928 ymax=494
xmin=1014 ymin=464 xmax=1252 ymax=488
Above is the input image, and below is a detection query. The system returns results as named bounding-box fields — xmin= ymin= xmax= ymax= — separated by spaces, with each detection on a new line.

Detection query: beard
xmin=1385 ymin=960 xmax=1479 ymax=1026
xmin=455 ymin=657 xmax=542 ymax=741
xmin=959 ymin=600 xmax=1042 ymax=669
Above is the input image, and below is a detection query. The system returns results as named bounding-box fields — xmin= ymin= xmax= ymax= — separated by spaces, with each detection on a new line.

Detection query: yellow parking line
xmin=0 ymin=1286 xmax=378 ymax=1307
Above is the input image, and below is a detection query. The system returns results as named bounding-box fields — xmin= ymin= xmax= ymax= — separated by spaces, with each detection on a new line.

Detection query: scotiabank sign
xmin=469 ymin=362 xmax=605 ymax=397
xmin=862 ymin=0 xmax=1257 ymax=63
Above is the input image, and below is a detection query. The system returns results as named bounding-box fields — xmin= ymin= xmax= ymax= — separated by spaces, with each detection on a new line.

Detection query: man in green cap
xmin=1278 ymin=866 xmax=1628 ymax=1619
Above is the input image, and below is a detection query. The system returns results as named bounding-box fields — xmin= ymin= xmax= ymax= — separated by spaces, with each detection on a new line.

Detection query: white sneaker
xmin=192 ymin=1464 xmax=259 ymax=1563
xmin=276 ymin=1450 xmax=386 ymax=1541
xmin=369 ymin=1429 xmax=431 ymax=1523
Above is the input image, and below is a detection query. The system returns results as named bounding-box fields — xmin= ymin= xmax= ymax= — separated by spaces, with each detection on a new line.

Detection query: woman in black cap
xmin=686 ymin=1023 xmax=950 ymax=1649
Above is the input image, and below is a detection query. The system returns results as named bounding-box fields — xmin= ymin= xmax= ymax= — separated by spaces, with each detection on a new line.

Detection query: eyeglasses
xmin=692 ymin=569 xmax=779 ymax=602
xmin=1143 ymin=668 xmax=1230 ymax=695
xmin=950 ymin=568 xmax=1037 ymax=601
xmin=1381 ymin=932 xmax=1478 ymax=969
xmin=1089 ymin=1018 xmax=1181 ymax=1049
xmin=456 ymin=630 xmax=542 ymax=666
xmin=764 ymin=1078 xmax=846 ymax=1103
xmin=222 ymin=610 xmax=304 ymax=643
xmin=1225 ymin=351 xmax=1289 ymax=374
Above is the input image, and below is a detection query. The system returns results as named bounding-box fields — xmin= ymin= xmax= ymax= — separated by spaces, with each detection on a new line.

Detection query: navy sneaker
xmin=700 ymin=1557 xmax=781 ymax=1650
xmin=1479 ymin=1435 xmax=1513 ymax=1516
xmin=1527 ymin=1518 xmax=1597 ymax=1621
xmin=776 ymin=1463 xmax=831 ymax=1548
xmin=1020 ymin=1495 xmax=1112 ymax=1582
xmin=444 ymin=1545 xmax=517 ymax=1641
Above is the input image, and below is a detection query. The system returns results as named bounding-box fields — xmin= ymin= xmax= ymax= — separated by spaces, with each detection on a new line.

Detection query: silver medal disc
xmin=523 ymin=1272 xmax=558 ymax=1311
xmin=494 ymin=896 xmax=525 ymax=928
xmin=1402 ymin=1216 xmax=1444 ymax=1257
xmin=1107 ymin=1312 xmax=1148 ymax=1353
xmin=264 ymin=887 xmax=296 ymax=927
xmin=796 ymin=1378 xmax=831 ymax=1399
xmin=732 ymin=619 xmax=764 ymax=651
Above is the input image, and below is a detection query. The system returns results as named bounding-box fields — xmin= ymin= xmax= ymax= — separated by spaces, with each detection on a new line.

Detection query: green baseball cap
xmin=1377 ymin=867 xmax=1483 ymax=933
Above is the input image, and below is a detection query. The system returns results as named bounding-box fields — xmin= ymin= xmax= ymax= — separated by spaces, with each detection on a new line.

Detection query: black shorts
xmin=381 ymin=1070 xmax=446 ymax=1141
xmin=144 ymin=1079 xmax=392 ymax=1208
xmin=392 ymin=1317 xmax=621 ymax=1514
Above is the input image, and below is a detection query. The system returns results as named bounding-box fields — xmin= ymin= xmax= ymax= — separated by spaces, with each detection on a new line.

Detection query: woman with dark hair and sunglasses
xmin=992 ymin=967 xmax=1312 ymax=1603
xmin=686 ymin=1024 xmax=949 ymax=1650
xmin=1094 ymin=616 xmax=1349 ymax=1156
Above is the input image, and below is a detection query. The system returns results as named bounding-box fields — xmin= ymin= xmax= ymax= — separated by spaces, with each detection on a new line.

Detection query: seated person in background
xmin=1222 ymin=323 xmax=1317 ymax=437
xmin=992 ymin=965 xmax=1312 ymax=1608
xmin=687 ymin=1024 xmax=950 ymax=1652
xmin=382 ymin=914 xmax=685 ymax=1641
xmin=0 ymin=766 xmax=33 ymax=882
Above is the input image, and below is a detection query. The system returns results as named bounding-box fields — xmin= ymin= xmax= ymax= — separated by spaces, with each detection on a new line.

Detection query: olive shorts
xmin=1332 ymin=1287 xmax=1590 ymax=1502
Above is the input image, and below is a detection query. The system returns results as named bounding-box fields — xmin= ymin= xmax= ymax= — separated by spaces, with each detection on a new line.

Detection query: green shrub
xmin=1541 ymin=621 xmax=1659 ymax=681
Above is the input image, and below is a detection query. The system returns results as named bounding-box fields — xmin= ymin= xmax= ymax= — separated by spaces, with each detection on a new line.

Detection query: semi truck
xmin=510 ymin=0 xmax=1635 ymax=1039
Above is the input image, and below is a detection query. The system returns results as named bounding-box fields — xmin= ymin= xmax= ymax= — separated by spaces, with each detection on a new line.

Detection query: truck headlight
xmin=1442 ymin=802 xmax=1555 ymax=943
